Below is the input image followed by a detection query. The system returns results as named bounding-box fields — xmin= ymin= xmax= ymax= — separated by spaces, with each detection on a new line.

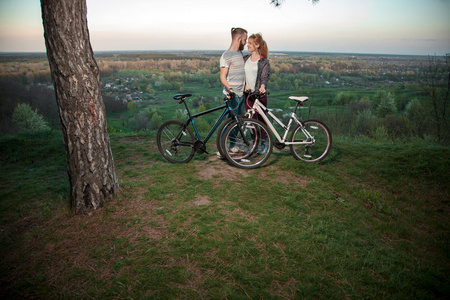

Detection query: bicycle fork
xmin=234 ymin=116 xmax=252 ymax=146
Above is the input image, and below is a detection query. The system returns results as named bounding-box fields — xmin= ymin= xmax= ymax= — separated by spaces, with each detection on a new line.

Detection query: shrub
xmin=332 ymin=91 xmax=358 ymax=106
xmin=375 ymin=91 xmax=397 ymax=118
xmin=128 ymin=113 xmax=151 ymax=131
xmin=193 ymin=118 xmax=210 ymax=133
xmin=371 ymin=125 xmax=390 ymax=143
xmin=198 ymin=105 xmax=206 ymax=113
xmin=174 ymin=108 xmax=188 ymax=121
xmin=353 ymin=109 xmax=377 ymax=136
xmin=12 ymin=103 xmax=50 ymax=132
xmin=144 ymin=107 xmax=163 ymax=129
xmin=127 ymin=102 xmax=137 ymax=114
xmin=384 ymin=114 xmax=412 ymax=138
xmin=348 ymin=97 xmax=373 ymax=113
xmin=151 ymin=113 xmax=163 ymax=129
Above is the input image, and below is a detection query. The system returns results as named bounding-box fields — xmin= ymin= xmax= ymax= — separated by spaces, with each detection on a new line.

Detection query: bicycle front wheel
xmin=215 ymin=117 xmax=235 ymax=159
xmin=157 ymin=120 xmax=195 ymax=163
xmin=222 ymin=118 xmax=272 ymax=169
xmin=289 ymin=119 xmax=332 ymax=162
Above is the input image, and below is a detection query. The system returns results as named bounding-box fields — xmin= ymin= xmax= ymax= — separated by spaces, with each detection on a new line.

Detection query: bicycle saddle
xmin=289 ymin=96 xmax=309 ymax=103
xmin=173 ymin=93 xmax=192 ymax=100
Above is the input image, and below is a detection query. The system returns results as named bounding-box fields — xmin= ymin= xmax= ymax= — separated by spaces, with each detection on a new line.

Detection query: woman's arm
xmin=258 ymin=59 xmax=270 ymax=93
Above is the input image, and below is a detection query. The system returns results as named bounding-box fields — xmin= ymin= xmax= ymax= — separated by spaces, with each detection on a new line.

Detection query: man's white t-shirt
xmin=220 ymin=49 xmax=245 ymax=96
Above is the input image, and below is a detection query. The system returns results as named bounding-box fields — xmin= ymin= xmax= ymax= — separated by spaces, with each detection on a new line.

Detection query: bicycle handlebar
xmin=246 ymin=91 xmax=269 ymax=99
xmin=226 ymin=91 xmax=236 ymax=99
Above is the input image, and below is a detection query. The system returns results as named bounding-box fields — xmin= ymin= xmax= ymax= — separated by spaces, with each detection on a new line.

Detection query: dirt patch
xmin=263 ymin=165 xmax=310 ymax=188
xmin=194 ymin=156 xmax=254 ymax=180
xmin=190 ymin=195 xmax=212 ymax=206
xmin=193 ymin=155 xmax=310 ymax=191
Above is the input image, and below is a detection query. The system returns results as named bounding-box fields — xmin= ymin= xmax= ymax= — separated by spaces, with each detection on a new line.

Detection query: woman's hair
xmin=249 ymin=33 xmax=268 ymax=58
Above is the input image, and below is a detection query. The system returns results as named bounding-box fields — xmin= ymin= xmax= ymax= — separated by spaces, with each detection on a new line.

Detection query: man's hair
xmin=231 ymin=27 xmax=247 ymax=39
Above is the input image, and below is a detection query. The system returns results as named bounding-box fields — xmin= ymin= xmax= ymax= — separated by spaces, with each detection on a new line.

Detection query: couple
xmin=219 ymin=27 xmax=270 ymax=156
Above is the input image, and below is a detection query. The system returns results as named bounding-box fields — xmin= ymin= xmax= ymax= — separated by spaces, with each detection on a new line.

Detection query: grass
xmin=0 ymin=130 xmax=449 ymax=299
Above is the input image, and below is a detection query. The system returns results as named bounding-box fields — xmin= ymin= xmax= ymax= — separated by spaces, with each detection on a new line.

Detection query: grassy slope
xmin=0 ymin=131 xmax=448 ymax=299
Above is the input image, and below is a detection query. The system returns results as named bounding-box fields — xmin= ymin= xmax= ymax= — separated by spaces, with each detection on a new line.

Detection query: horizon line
xmin=0 ymin=49 xmax=439 ymax=57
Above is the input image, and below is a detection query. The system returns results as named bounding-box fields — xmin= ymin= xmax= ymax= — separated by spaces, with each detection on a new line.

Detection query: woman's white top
xmin=245 ymin=58 xmax=259 ymax=92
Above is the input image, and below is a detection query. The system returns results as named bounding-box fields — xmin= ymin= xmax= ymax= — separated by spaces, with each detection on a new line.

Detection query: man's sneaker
xmin=229 ymin=146 xmax=248 ymax=155
xmin=216 ymin=151 xmax=225 ymax=159
xmin=230 ymin=146 xmax=240 ymax=153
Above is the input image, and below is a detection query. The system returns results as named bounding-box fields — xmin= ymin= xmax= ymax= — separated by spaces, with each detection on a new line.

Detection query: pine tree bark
xmin=41 ymin=0 xmax=119 ymax=214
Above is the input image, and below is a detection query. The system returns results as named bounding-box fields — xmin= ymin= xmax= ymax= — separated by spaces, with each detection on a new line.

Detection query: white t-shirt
xmin=245 ymin=58 xmax=259 ymax=92
xmin=220 ymin=50 xmax=245 ymax=96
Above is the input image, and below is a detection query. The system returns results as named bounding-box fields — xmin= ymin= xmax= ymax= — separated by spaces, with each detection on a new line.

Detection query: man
xmin=217 ymin=27 xmax=247 ymax=158
xmin=220 ymin=27 xmax=247 ymax=116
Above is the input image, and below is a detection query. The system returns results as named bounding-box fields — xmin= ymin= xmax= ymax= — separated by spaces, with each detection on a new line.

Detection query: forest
xmin=0 ymin=51 xmax=449 ymax=144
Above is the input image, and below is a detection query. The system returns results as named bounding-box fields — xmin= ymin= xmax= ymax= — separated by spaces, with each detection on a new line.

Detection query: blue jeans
xmin=224 ymin=93 xmax=245 ymax=117
xmin=223 ymin=93 xmax=244 ymax=149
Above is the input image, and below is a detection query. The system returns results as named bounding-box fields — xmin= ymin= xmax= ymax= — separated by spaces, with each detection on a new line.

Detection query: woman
xmin=244 ymin=33 xmax=270 ymax=153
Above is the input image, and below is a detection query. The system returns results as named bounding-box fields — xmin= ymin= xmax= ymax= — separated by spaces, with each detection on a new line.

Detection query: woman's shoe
xmin=258 ymin=137 xmax=267 ymax=154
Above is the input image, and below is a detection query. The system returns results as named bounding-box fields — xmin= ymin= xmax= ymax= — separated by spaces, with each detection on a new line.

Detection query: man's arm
xmin=220 ymin=67 xmax=232 ymax=92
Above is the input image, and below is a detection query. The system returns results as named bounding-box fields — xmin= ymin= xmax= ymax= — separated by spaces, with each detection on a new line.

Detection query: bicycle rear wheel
xmin=222 ymin=118 xmax=272 ymax=169
xmin=157 ymin=120 xmax=195 ymax=163
xmin=289 ymin=119 xmax=331 ymax=162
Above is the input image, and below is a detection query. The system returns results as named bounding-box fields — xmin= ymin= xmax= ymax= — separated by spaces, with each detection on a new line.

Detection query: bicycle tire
xmin=222 ymin=118 xmax=272 ymax=169
xmin=215 ymin=117 xmax=235 ymax=159
xmin=157 ymin=120 xmax=195 ymax=163
xmin=289 ymin=119 xmax=332 ymax=162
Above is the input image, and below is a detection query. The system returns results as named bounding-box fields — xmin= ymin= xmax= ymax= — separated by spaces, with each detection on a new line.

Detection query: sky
xmin=0 ymin=0 xmax=449 ymax=56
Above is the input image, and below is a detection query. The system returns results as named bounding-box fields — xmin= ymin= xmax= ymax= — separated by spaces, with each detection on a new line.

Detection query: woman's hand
xmin=259 ymin=85 xmax=266 ymax=94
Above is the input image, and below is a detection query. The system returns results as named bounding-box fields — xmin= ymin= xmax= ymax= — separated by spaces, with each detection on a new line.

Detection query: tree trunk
xmin=41 ymin=0 xmax=119 ymax=214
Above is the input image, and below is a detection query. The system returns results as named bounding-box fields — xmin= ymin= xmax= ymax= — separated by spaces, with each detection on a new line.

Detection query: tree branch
xmin=271 ymin=0 xmax=320 ymax=7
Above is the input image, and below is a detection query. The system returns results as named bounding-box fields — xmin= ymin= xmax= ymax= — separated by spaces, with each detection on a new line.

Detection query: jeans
xmin=224 ymin=93 xmax=245 ymax=116
xmin=223 ymin=93 xmax=244 ymax=149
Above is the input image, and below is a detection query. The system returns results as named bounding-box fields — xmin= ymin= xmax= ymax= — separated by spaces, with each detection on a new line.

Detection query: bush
xmin=374 ymin=91 xmax=397 ymax=118
xmin=12 ymin=103 xmax=50 ymax=132
xmin=128 ymin=113 xmax=151 ymax=131
xmin=371 ymin=125 xmax=390 ymax=143
xmin=174 ymin=108 xmax=188 ymax=121
xmin=127 ymin=102 xmax=137 ymax=114
xmin=348 ymin=98 xmax=373 ymax=113
xmin=384 ymin=114 xmax=412 ymax=138
xmin=333 ymin=91 xmax=358 ymax=106
xmin=144 ymin=107 xmax=163 ymax=129
xmin=198 ymin=118 xmax=212 ymax=133
xmin=353 ymin=109 xmax=377 ymax=136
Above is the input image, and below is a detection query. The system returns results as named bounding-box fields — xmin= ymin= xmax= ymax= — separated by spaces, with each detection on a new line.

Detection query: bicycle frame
xmin=178 ymin=97 xmax=248 ymax=149
xmin=176 ymin=101 xmax=227 ymax=143
xmin=248 ymin=98 xmax=315 ymax=146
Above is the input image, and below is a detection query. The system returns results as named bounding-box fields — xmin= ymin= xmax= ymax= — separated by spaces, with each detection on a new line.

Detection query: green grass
xmin=0 ymin=131 xmax=449 ymax=299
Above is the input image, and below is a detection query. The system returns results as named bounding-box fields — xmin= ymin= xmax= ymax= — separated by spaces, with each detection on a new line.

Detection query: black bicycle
xmin=157 ymin=93 xmax=266 ymax=164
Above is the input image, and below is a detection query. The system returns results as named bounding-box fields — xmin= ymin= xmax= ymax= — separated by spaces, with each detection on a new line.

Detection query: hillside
xmin=0 ymin=131 xmax=448 ymax=298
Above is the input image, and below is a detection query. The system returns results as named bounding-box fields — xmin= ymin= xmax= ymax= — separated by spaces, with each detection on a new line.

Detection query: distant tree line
xmin=1 ymin=53 xmax=447 ymax=143
xmin=0 ymin=78 xmax=126 ymax=133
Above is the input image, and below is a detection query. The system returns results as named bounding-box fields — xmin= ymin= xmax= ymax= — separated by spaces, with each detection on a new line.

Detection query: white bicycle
xmin=222 ymin=92 xmax=332 ymax=169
